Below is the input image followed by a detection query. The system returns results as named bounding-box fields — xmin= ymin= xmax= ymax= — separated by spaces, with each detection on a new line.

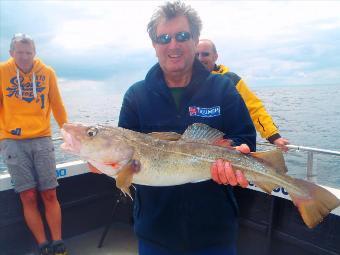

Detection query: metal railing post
xmin=306 ymin=151 xmax=315 ymax=182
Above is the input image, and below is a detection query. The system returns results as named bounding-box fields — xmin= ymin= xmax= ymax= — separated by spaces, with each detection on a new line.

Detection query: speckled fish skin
xmin=124 ymin=131 xmax=276 ymax=187
xmin=61 ymin=123 xmax=299 ymax=190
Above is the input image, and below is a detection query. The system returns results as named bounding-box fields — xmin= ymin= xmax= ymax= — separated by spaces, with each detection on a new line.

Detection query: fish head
xmin=61 ymin=123 xmax=135 ymax=174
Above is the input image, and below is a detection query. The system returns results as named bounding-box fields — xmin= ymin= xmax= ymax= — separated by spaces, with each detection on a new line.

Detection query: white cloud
xmin=46 ymin=1 xmax=340 ymax=53
xmin=51 ymin=1 xmax=155 ymax=53
xmin=195 ymin=1 xmax=340 ymax=37
xmin=2 ymin=1 xmax=340 ymax=86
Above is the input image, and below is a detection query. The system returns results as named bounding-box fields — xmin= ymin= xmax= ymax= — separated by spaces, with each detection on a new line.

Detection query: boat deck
xmin=24 ymin=223 xmax=137 ymax=255
xmin=66 ymin=222 xmax=137 ymax=255
xmin=2 ymin=168 xmax=338 ymax=255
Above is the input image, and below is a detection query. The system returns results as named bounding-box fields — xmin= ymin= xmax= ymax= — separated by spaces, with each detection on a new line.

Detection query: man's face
xmin=196 ymin=41 xmax=218 ymax=72
xmin=10 ymin=41 xmax=35 ymax=73
xmin=153 ymin=15 xmax=198 ymax=78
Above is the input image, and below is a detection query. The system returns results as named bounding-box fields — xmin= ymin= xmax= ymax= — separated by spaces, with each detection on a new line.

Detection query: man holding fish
xmin=61 ymin=1 xmax=339 ymax=254
xmin=118 ymin=1 xmax=255 ymax=254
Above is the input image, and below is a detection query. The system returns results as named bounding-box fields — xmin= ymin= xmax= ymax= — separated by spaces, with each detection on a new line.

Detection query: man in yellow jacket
xmin=0 ymin=34 xmax=68 ymax=255
xmin=197 ymin=39 xmax=289 ymax=151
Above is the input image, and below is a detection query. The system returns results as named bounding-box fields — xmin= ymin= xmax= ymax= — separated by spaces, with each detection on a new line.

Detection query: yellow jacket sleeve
xmin=236 ymin=79 xmax=280 ymax=141
xmin=48 ymin=69 xmax=68 ymax=128
xmin=212 ymin=64 xmax=281 ymax=143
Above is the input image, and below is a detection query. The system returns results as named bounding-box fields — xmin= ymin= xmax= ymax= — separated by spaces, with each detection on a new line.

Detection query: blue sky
xmin=1 ymin=0 xmax=340 ymax=91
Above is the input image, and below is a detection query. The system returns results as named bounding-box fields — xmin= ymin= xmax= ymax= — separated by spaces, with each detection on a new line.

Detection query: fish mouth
xmin=60 ymin=128 xmax=81 ymax=155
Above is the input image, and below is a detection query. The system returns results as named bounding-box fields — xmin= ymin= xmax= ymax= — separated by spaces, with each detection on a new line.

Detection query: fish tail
xmin=287 ymin=179 xmax=340 ymax=228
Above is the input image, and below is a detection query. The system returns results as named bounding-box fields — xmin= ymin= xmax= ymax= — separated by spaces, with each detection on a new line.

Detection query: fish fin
xmin=87 ymin=162 xmax=103 ymax=174
xmin=287 ymin=178 xmax=340 ymax=228
xmin=251 ymin=149 xmax=288 ymax=173
xmin=181 ymin=123 xmax=225 ymax=144
xmin=115 ymin=160 xmax=141 ymax=199
xmin=148 ymin=132 xmax=182 ymax=141
xmin=254 ymin=181 xmax=280 ymax=194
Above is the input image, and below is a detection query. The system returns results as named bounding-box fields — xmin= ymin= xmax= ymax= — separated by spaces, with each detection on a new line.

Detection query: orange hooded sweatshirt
xmin=0 ymin=58 xmax=68 ymax=140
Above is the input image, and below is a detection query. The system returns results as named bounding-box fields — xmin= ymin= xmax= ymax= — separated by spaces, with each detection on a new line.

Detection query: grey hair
xmin=199 ymin=39 xmax=217 ymax=53
xmin=10 ymin=33 xmax=36 ymax=52
xmin=147 ymin=1 xmax=202 ymax=42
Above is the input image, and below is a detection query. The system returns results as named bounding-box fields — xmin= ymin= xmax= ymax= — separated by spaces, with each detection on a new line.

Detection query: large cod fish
xmin=61 ymin=122 xmax=340 ymax=228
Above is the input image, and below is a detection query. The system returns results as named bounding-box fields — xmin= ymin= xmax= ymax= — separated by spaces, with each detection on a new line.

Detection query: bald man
xmin=197 ymin=39 xmax=289 ymax=151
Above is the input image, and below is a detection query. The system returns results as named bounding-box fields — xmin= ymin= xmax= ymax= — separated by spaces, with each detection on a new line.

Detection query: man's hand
xmin=273 ymin=137 xmax=289 ymax=152
xmin=210 ymin=144 xmax=249 ymax=188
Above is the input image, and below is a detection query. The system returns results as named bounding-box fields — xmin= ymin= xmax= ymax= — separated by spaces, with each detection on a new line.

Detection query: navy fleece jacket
xmin=118 ymin=59 xmax=256 ymax=252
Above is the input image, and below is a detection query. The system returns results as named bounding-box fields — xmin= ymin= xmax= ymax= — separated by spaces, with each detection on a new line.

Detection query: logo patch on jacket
xmin=10 ymin=128 xmax=21 ymax=136
xmin=188 ymin=106 xmax=221 ymax=118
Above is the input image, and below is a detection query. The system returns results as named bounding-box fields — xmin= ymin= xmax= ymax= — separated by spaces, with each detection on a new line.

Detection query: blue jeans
xmin=138 ymin=239 xmax=237 ymax=255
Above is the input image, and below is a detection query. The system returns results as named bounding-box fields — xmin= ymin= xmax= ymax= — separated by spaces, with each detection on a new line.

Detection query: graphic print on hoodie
xmin=7 ymin=69 xmax=45 ymax=104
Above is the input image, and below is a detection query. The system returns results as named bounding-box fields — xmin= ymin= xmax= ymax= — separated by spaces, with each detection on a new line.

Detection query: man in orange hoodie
xmin=0 ymin=34 xmax=68 ymax=255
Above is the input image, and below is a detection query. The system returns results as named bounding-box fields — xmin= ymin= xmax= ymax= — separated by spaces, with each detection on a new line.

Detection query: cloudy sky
xmin=1 ymin=0 xmax=340 ymax=91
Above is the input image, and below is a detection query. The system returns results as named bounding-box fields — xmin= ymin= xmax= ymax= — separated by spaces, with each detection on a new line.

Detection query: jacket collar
xmin=145 ymin=58 xmax=210 ymax=100
xmin=213 ymin=64 xmax=229 ymax=74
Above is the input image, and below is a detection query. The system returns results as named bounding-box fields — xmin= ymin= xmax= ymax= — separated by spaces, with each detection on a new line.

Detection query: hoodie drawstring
xmin=16 ymin=68 xmax=23 ymax=99
xmin=16 ymin=68 xmax=37 ymax=99
xmin=32 ymin=72 xmax=37 ymax=99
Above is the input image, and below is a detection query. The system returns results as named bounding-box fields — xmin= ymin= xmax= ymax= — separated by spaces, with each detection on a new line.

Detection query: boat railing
xmin=257 ymin=142 xmax=340 ymax=182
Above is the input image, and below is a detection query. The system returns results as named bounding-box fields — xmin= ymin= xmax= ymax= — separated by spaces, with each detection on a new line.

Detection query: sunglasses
xmin=195 ymin=52 xmax=210 ymax=57
xmin=155 ymin=31 xmax=192 ymax=45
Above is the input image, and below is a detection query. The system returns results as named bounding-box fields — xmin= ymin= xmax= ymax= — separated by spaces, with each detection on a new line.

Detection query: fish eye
xmin=87 ymin=127 xmax=98 ymax=137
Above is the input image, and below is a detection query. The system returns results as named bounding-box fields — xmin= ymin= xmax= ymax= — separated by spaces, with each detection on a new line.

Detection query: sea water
xmin=1 ymin=83 xmax=339 ymax=188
